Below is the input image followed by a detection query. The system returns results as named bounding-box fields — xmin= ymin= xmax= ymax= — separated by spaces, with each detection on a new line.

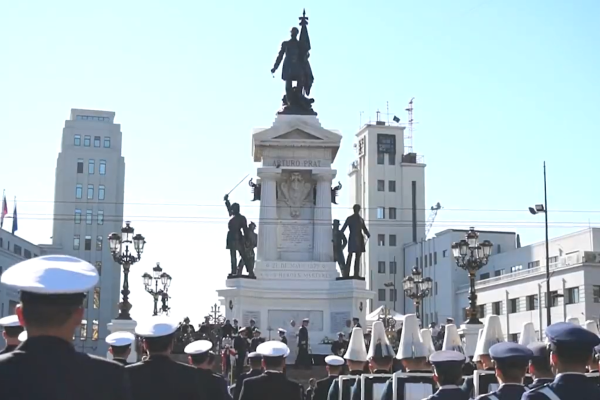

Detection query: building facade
xmin=41 ymin=109 xmax=125 ymax=356
xmin=348 ymin=121 xmax=426 ymax=313
xmin=456 ymin=228 xmax=600 ymax=341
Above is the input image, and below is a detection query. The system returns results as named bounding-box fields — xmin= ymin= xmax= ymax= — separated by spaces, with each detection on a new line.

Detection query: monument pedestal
xmin=107 ymin=318 xmax=138 ymax=363
xmin=458 ymin=322 xmax=483 ymax=358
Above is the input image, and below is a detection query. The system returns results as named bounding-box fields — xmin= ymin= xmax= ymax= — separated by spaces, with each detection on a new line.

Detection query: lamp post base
xmin=465 ymin=317 xmax=482 ymax=325
xmin=116 ymin=301 xmax=133 ymax=320
xmin=458 ymin=322 xmax=484 ymax=358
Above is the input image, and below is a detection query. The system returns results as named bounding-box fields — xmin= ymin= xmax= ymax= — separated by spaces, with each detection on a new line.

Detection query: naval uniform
xmin=233 ymin=369 xmax=262 ymax=400
xmin=0 ymin=336 xmax=131 ymax=400
xmin=313 ymin=375 xmax=339 ymax=400
xmin=113 ymin=358 xmax=130 ymax=366
xmin=475 ymin=383 xmax=525 ymax=400
xmin=350 ymin=369 xmax=389 ymax=400
xmin=0 ymin=344 xmax=18 ymax=355
xmin=426 ymin=385 xmax=471 ymax=400
xmin=327 ymin=370 xmax=362 ymax=400
xmin=526 ymin=378 xmax=554 ymax=391
xmin=126 ymin=355 xmax=206 ymax=400
xmin=238 ymin=370 xmax=302 ymax=400
xmin=196 ymin=367 xmax=231 ymax=400
xmin=380 ymin=369 xmax=432 ymax=400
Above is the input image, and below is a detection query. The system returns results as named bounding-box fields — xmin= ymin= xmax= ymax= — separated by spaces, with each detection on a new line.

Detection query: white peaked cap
xmin=135 ymin=316 xmax=178 ymax=338
xmin=519 ymin=322 xmax=539 ymax=346
xmin=184 ymin=340 xmax=213 ymax=355
xmin=397 ymin=314 xmax=427 ymax=359
xmin=368 ymin=321 xmax=395 ymax=359
xmin=472 ymin=329 xmax=485 ymax=362
xmin=583 ymin=320 xmax=600 ymax=336
xmin=566 ymin=317 xmax=580 ymax=325
xmin=18 ymin=330 xmax=27 ymax=342
xmin=420 ymin=329 xmax=436 ymax=358
xmin=474 ymin=315 xmax=505 ymax=356
xmin=105 ymin=331 xmax=135 ymax=346
xmin=0 ymin=315 xmax=21 ymax=327
xmin=325 ymin=355 xmax=345 ymax=366
xmin=441 ymin=324 xmax=464 ymax=353
xmin=344 ymin=327 xmax=368 ymax=362
xmin=257 ymin=340 xmax=290 ymax=358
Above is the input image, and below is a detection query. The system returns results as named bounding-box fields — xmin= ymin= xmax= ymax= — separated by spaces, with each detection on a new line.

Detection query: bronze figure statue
xmin=224 ymin=194 xmax=254 ymax=278
xmin=331 ymin=181 xmax=342 ymax=204
xmin=340 ymin=204 xmax=370 ymax=278
xmin=332 ymin=219 xmax=348 ymax=276
xmin=237 ymin=222 xmax=257 ymax=277
xmin=271 ymin=10 xmax=316 ymax=116
xmin=249 ymin=178 xmax=261 ymax=201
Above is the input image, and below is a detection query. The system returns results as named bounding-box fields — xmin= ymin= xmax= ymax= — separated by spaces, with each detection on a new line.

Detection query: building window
xmin=23 ymin=249 xmax=32 ymax=259
xmin=84 ymin=236 xmax=92 ymax=251
xmin=526 ymin=294 xmax=538 ymax=311
xmin=378 ymin=234 xmax=385 ymax=246
xmin=87 ymin=185 xmax=94 ymax=199
xmin=378 ymin=261 xmax=386 ymax=273
xmin=77 ymin=158 xmax=84 ymax=173
xmin=98 ymin=185 xmax=105 ymax=200
xmin=389 ymin=235 xmax=397 ymax=247
xmin=565 ymin=287 xmax=579 ymax=304
xmin=85 ymin=210 xmax=92 ymax=225
xmin=594 ymin=286 xmax=600 ymax=303
xmin=73 ymin=235 xmax=80 ymax=250
xmin=92 ymin=320 xmax=99 ymax=341
xmin=434 ymin=252 xmax=437 ymax=264
xmin=80 ymin=322 xmax=87 ymax=340
xmin=88 ymin=159 xmax=95 ymax=174
xmin=13 ymin=245 xmax=22 ymax=256
xmin=509 ymin=333 xmax=518 ymax=343
xmin=510 ymin=265 xmax=523 ymax=273
xmin=99 ymin=160 xmax=106 ymax=175
xmin=104 ymin=137 xmax=111 ymax=148
xmin=494 ymin=270 xmax=504 ymax=277
xmin=390 ymin=289 xmax=397 ymax=302
xmin=429 ymin=253 xmax=433 ymax=267
xmin=377 ymin=207 xmax=385 ymax=219
xmin=478 ymin=304 xmax=485 ymax=318
xmin=388 ymin=180 xmax=396 ymax=192
xmin=96 ymin=235 xmax=103 ymax=251
xmin=434 ymin=281 xmax=438 ymax=295
xmin=378 ymin=289 xmax=386 ymax=301
xmin=389 ymin=261 xmax=397 ymax=274
xmin=547 ymin=291 xmax=559 ymax=307
xmin=492 ymin=301 xmax=502 ymax=315
xmin=95 ymin=261 xmax=102 ymax=275
xmin=388 ymin=153 xmax=396 ymax=165
xmin=497 ymin=244 xmax=502 ymax=254
xmin=377 ymin=180 xmax=385 ymax=191
xmin=84 ymin=135 xmax=91 ymax=147
xmin=94 ymin=136 xmax=101 ymax=147
xmin=377 ymin=152 xmax=385 ymax=165
xmin=76 ymin=184 xmax=83 ymax=199
xmin=549 ymin=256 xmax=559 ymax=264
xmin=97 ymin=210 xmax=104 ymax=225
xmin=527 ymin=260 xmax=540 ymax=269
xmin=74 ymin=135 xmax=81 ymax=146
xmin=424 ymin=254 xmax=428 ymax=267
xmin=480 ymin=272 xmax=490 ymax=280
xmin=389 ymin=207 xmax=397 ymax=220
xmin=508 ymin=298 xmax=519 ymax=314
xmin=442 ymin=250 xmax=447 ymax=258
xmin=74 ymin=209 xmax=81 ymax=223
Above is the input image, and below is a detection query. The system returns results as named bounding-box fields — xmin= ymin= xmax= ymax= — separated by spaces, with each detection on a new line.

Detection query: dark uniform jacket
xmin=523 ymin=373 xmax=600 ymax=400
xmin=426 ymin=385 xmax=471 ymax=400
xmin=327 ymin=370 xmax=362 ymax=400
xmin=234 ymin=369 xmax=262 ymax=400
xmin=126 ymin=354 xmax=205 ymax=400
xmin=239 ymin=371 xmax=302 ymax=400
xmin=526 ymin=378 xmax=554 ymax=391
xmin=475 ymin=383 xmax=525 ymax=400
xmin=313 ymin=375 xmax=338 ymax=400
xmin=0 ymin=336 xmax=131 ymax=400
xmin=0 ymin=344 xmax=18 ymax=355
xmin=196 ymin=368 xmax=231 ymax=400
xmin=331 ymin=340 xmax=348 ymax=357
xmin=113 ymin=358 xmax=129 ymax=366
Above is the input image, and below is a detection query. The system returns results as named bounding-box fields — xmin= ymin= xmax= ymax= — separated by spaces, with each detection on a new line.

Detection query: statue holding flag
xmin=270 ymin=9 xmax=316 ymax=115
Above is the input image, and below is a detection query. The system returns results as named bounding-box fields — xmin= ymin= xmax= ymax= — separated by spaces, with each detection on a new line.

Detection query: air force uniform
xmin=476 ymin=342 xmax=532 ymax=400
xmin=106 ymin=331 xmax=136 ymax=366
xmin=0 ymin=255 xmax=132 ymax=400
xmin=525 ymin=343 xmax=553 ymax=391
xmin=185 ymin=339 xmax=231 ymax=400
xmin=426 ymin=351 xmax=471 ymax=400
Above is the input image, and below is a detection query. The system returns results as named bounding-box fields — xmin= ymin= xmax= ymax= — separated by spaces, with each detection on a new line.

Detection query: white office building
xmin=39 ymin=109 xmax=126 ymax=356
xmin=348 ymin=121 xmax=426 ymax=313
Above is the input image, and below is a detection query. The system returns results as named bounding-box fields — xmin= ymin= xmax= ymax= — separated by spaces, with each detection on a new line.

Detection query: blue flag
xmin=11 ymin=201 xmax=17 ymax=235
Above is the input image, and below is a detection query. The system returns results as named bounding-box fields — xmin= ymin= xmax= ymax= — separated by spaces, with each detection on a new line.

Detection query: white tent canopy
xmin=366 ymin=306 xmax=404 ymax=323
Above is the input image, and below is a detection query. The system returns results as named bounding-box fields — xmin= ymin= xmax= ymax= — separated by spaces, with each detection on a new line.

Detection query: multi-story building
xmin=456 ymin=228 xmax=600 ymax=341
xmin=40 ymin=109 xmax=125 ymax=356
xmin=348 ymin=120 xmax=426 ymax=313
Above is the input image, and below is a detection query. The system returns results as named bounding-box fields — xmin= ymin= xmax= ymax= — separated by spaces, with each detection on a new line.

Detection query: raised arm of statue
xmin=361 ymin=218 xmax=370 ymax=239
xmin=224 ymin=195 xmax=233 ymax=216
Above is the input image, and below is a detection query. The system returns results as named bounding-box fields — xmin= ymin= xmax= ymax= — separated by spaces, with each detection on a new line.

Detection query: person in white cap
xmin=313 ymin=355 xmax=344 ymax=400
xmin=0 ymin=315 xmax=24 ymax=354
xmin=327 ymin=326 xmax=368 ymax=400
xmin=106 ymin=331 xmax=136 ymax=366
xmin=278 ymin=328 xmax=287 ymax=344
xmin=184 ymin=339 xmax=230 ymax=400
xmin=350 ymin=321 xmax=395 ymax=400
xmin=239 ymin=340 xmax=301 ymax=400
xmin=127 ymin=316 xmax=205 ymax=400
xmin=428 ymin=350 xmax=469 ymax=400
xmin=233 ymin=352 xmax=263 ymax=400
xmin=0 ymin=255 xmax=131 ymax=400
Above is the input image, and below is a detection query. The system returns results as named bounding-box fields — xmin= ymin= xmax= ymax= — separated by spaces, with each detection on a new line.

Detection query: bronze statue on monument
xmin=332 ymin=219 xmax=348 ymax=276
xmin=340 ymin=204 xmax=370 ymax=279
xmin=224 ymin=194 xmax=255 ymax=279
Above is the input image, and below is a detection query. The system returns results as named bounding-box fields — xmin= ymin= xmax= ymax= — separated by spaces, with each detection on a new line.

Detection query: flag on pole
xmin=11 ymin=197 xmax=18 ymax=235
xmin=0 ymin=191 xmax=7 ymax=229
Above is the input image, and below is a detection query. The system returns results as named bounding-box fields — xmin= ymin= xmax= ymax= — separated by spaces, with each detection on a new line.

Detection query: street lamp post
xmin=142 ymin=263 xmax=172 ymax=316
xmin=529 ymin=161 xmax=551 ymax=326
xmin=109 ymin=221 xmax=146 ymax=320
xmin=451 ymin=227 xmax=493 ymax=325
xmin=402 ymin=266 xmax=433 ymax=320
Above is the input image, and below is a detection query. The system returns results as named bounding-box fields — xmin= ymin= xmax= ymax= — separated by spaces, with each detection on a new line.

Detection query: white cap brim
xmin=0 ymin=255 xmax=98 ymax=294
xmin=0 ymin=315 xmax=21 ymax=327
xmin=135 ymin=317 xmax=178 ymax=338
xmin=257 ymin=340 xmax=290 ymax=357
xmin=325 ymin=355 xmax=345 ymax=366
xmin=185 ymin=340 xmax=213 ymax=355
xmin=106 ymin=331 xmax=136 ymax=346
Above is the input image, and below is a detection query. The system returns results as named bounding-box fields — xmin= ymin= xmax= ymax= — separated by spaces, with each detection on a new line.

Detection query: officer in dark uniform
xmin=313 ymin=355 xmax=344 ymax=400
xmin=296 ymin=318 xmax=312 ymax=369
xmin=278 ymin=328 xmax=288 ymax=345
xmin=523 ymin=322 xmax=600 ymax=400
xmin=0 ymin=315 xmax=24 ymax=354
xmin=106 ymin=331 xmax=136 ymax=366
xmin=327 ymin=326 xmax=368 ymax=400
xmin=127 ymin=316 xmax=206 ymax=400
xmin=239 ymin=340 xmax=302 ymax=400
xmin=331 ymin=332 xmax=348 ymax=357
xmin=234 ymin=327 xmax=250 ymax=381
xmin=185 ymin=339 xmax=231 ymax=400
xmin=250 ymin=329 xmax=264 ymax=352
xmin=234 ymin=352 xmax=263 ymax=400
xmin=526 ymin=343 xmax=554 ymax=390
xmin=476 ymin=342 xmax=532 ymax=400
xmin=0 ymin=255 xmax=131 ymax=400
xmin=427 ymin=350 xmax=470 ymax=400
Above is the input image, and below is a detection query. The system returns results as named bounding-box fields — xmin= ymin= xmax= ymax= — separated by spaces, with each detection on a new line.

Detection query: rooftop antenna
xmin=405 ymin=97 xmax=415 ymax=154
xmin=359 ymin=111 xmax=364 ymax=129
xmin=376 ymin=109 xmax=381 ymax=122
xmin=386 ymin=101 xmax=390 ymax=124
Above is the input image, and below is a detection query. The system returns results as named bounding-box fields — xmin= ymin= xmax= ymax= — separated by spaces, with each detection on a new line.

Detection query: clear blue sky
xmin=1 ymin=0 xmax=599 ymax=324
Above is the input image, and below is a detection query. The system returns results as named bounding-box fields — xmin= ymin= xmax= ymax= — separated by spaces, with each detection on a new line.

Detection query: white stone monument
xmin=218 ymin=114 xmax=373 ymax=360
xmin=106 ymin=319 xmax=138 ymax=363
